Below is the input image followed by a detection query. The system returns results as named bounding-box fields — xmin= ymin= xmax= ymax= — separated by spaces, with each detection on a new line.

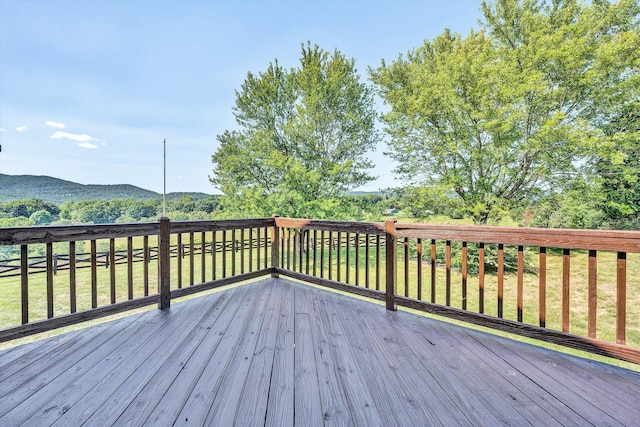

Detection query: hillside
xmin=0 ymin=174 xmax=210 ymax=203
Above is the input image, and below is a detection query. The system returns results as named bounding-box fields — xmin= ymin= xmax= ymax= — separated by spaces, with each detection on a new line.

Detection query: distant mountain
xmin=0 ymin=174 xmax=211 ymax=203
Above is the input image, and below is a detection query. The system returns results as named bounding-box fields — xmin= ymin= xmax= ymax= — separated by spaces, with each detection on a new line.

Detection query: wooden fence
xmin=1 ymin=216 xmax=639 ymax=364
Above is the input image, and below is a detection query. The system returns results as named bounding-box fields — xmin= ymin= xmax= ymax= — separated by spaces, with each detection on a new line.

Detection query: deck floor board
xmin=1 ymin=278 xmax=639 ymax=426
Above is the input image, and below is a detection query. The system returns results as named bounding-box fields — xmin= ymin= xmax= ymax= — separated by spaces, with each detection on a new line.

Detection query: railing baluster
xmin=320 ymin=230 xmax=325 ymax=279
xmin=306 ymin=230 xmax=310 ymax=275
xmin=345 ymin=232 xmax=350 ymax=284
xmin=562 ymin=248 xmax=570 ymax=332
xmin=517 ymin=245 xmax=524 ymax=322
xmin=588 ymin=250 xmax=597 ymax=338
xmin=240 ymin=228 xmax=245 ymax=274
xmin=365 ymin=234 xmax=370 ymax=289
xmin=143 ymin=236 xmax=149 ymax=296
xmin=375 ymin=235 xmax=380 ymax=291
xmin=462 ymin=242 xmax=467 ymax=310
xmin=248 ymin=228 xmax=253 ymax=273
xmin=479 ymin=242 xmax=485 ymax=314
xmin=337 ymin=232 xmax=341 ymax=282
xmin=404 ymin=237 xmax=409 ymax=297
xmin=91 ymin=240 xmax=97 ymax=309
xmin=190 ymin=232 xmax=195 ymax=285
xmin=355 ymin=233 xmax=360 ymax=287
xmin=617 ymin=252 xmax=627 ymax=345
xmin=497 ymin=243 xmax=504 ymax=318
xmin=231 ymin=229 xmax=237 ymax=277
xmin=212 ymin=230 xmax=217 ymax=280
xmin=264 ymin=227 xmax=269 ymax=270
xmin=69 ymin=242 xmax=77 ymax=313
xmin=201 ymin=231 xmax=206 ymax=283
xmin=287 ymin=228 xmax=291 ymax=271
xmin=110 ymin=239 xmax=116 ymax=303
xmin=431 ymin=239 xmax=436 ymax=303
xmin=128 ymin=236 xmax=134 ymax=299
xmin=271 ymin=218 xmax=279 ymax=277
xmin=539 ymin=247 xmax=547 ymax=328
xmin=21 ymin=245 xmax=28 ymax=324
xmin=46 ymin=242 xmax=53 ymax=319
xmin=446 ymin=240 xmax=451 ymax=306
xmin=312 ymin=230 xmax=317 ymax=276
xmin=222 ymin=230 xmax=227 ymax=279
xmin=177 ymin=233 xmax=183 ymax=288
xmin=328 ymin=231 xmax=333 ymax=281
xmin=416 ymin=238 xmax=422 ymax=300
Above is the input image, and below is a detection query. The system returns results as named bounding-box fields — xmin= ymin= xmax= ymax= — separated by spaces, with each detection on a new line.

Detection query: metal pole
xmin=163 ymin=139 xmax=166 ymax=216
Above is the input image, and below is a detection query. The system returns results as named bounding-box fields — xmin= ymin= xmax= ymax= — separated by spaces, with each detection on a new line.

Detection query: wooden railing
xmin=274 ymin=217 xmax=640 ymax=364
xmin=0 ymin=218 xmax=273 ymax=342
xmin=1 ymin=216 xmax=639 ymax=364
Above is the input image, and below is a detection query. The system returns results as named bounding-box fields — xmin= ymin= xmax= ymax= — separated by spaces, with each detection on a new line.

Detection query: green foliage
xmin=29 ymin=210 xmax=54 ymax=225
xmin=371 ymin=0 xmax=640 ymax=224
xmin=212 ymin=42 xmax=380 ymax=218
xmin=596 ymin=101 xmax=640 ymax=230
xmin=0 ymin=198 xmax=59 ymax=218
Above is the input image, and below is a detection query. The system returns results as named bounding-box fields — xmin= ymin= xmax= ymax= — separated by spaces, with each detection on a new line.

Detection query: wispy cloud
xmin=50 ymin=131 xmax=97 ymax=143
xmin=0 ymin=128 xmax=5 ymax=132
xmin=16 ymin=126 xmax=28 ymax=132
xmin=45 ymin=121 xmax=66 ymax=129
xmin=77 ymin=142 xmax=98 ymax=149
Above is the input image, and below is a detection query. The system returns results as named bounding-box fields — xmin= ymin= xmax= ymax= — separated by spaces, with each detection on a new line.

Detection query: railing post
xmin=159 ymin=217 xmax=171 ymax=309
xmin=385 ymin=218 xmax=397 ymax=311
xmin=271 ymin=214 xmax=280 ymax=277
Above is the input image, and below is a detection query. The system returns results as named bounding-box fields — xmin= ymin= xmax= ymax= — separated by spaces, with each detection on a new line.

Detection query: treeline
xmin=0 ymin=196 xmax=221 ymax=227
xmin=0 ymin=189 xmax=634 ymax=231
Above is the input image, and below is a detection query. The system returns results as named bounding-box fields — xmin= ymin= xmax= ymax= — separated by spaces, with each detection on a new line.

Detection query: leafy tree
xmin=212 ymin=42 xmax=380 ymax=218
xmin=596 ymin=101 xmax=640 ymax=230
xmin=169 ymin=195 xmax=196 ymax=214
xmin=30 ymin=210 xmax=54 ymax=225
xmin=76 ymin=200 xmax=121 ymax=224
xmin=371 ymin=0 xmax=639 ymax=224
xmin=195 ymin=196 xmax=220 ymax=214
xmin=0 ymin=198 xmax=59 ymax=218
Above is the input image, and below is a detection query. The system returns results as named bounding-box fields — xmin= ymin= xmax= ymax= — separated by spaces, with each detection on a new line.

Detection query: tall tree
xmin=596 ymin=101 xmax=640 ymax=229
xmin=211 ymin=42 xmax=380 ymax=218
xmin=371 ymin=0 xmax=639 ymax=223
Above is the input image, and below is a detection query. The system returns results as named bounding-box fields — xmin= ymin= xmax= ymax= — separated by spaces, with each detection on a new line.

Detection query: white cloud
xmin=77 ymin=142 xmax=98 ymax=149
xmin=16 ymin=126 xmax=28 ymax=132
xmin=0 ymin=128 xmax=5 ymax=132
xmin=45 ymin=121 xmax=66 ymax=129
xmin=50 ymin=131 xmax=97 ymax=143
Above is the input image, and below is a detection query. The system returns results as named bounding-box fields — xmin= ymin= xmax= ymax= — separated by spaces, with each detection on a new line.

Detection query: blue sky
xmin=0 ymin=0 xmax=483 ymax=194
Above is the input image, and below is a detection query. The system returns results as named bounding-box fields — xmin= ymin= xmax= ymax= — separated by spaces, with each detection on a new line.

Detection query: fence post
xmin=271 ymin=214 xmax=280 ymax=277
xmin=159 ymin=217 xmax=171 ymax=309
xmin=385 ymin=218 xmax=397 ymax=311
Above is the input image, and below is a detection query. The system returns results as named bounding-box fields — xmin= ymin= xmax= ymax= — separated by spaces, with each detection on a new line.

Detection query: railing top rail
xmin=169 ymin=218 xmax=275 ymax=234
xmin=0 ymin=222 xmax=161 ymax=246
xmin=394 ymin=223 xmax=640 ymax=253
xmin=275 ymin=217 xmax=386 ymax=235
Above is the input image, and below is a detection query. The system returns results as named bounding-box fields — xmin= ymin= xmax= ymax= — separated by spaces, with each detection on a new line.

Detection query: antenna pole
xmin=163 ymin=139 xmax=167 ymax=217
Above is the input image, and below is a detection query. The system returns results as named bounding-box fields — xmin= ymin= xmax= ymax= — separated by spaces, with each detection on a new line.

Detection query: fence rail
xmin=1 ymin=216 xmax=639 ymax=365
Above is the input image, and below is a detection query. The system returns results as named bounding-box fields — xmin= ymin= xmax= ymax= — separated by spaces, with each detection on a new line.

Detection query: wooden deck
xmin=1 ymin=278 xmax=639 ymax=426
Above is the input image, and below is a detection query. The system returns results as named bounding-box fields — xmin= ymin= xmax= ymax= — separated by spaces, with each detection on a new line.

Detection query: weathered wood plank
xmin=112 ymin=283 xmax=254 ymax=425
xmin=33 ymin=291 xmax=221 ymax=425
xmin=264 ymin=279 xmax=295 ymax=426
xmin=81 ymin=286 xmax=244 ymax=424
xmin=292 ymin=286 xmax=323 ymax=427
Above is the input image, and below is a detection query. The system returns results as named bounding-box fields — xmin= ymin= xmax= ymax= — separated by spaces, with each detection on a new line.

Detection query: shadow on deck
xmin=1 ymin=278 xmax=639 ymax=425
